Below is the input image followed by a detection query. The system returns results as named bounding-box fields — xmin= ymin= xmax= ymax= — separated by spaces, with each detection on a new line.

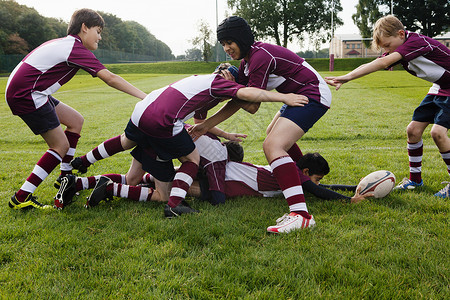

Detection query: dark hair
xmin=67 ymin=9 xmax=105 ymax=35
xmin=296 ymin=152 xmax=330 ymax=176
xmin=217 ymin=16 xmax=254 ymax=59
xmin=224 ymin=141 xmax=244 ymax=162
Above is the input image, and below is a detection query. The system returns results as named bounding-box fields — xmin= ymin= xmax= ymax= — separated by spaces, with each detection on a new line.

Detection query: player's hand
xmin=187 ymin=123 xmax=208 ymax=141
xmin=226 ymin=133 xmax=247 ymax=142
xmin=350 ymin=186 xmax=374 ymax=203
xmin=324 ymin=76 xmax=349 ymax=91
xmin=221 ymin=69 xmax=236 ymax=82
xmin=284 ymin=94 xmax=309 ymax=106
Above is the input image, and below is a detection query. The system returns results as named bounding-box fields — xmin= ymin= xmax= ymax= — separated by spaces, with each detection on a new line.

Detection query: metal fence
xmin=0 ymin=50 xmax=163 ymax=73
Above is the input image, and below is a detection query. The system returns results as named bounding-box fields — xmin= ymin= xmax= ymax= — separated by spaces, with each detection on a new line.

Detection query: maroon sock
xmin=16 ymin=149 xmax=62 ymax=201
xmin=168 ymin=161 xmax=198 ymax=208
xmin=60 ymin=131 xmax=81 ymax=176
xmin=270 ymin=155 xmax=310 ymax=219
xmin=81 ymin=135 xmax=124 ymax=167
xmin=287 ymin=143 xmax=303 ymax=162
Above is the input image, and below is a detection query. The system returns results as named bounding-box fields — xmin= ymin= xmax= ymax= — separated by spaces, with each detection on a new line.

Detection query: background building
xmin=331 ymin=32 xmax=450 ymax=58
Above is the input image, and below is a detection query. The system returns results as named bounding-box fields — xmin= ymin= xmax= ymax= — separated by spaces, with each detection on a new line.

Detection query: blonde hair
xmin=372 ymin=15 xmax=405 ymax=50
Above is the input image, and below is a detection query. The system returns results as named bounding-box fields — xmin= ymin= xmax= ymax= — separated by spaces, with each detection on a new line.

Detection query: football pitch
xmin=0 ymin=71 xmax=448 ymax=298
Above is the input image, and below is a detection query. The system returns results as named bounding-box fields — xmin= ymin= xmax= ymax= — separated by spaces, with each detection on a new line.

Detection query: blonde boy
xmin=325 ymin=15 xmax=450 ymax=198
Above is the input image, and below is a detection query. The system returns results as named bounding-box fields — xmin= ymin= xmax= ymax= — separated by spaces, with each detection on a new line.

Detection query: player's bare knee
xmin=406 ymin=123 xmax=423 ymax=141
xmin=66 ymin=115 xmax=84 ymax=133
xmin=430 ymin=127 xmax=449 ymax=145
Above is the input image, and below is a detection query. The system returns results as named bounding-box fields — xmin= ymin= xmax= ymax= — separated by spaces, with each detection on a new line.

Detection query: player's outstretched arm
xmin=350 ymin=187 xmax=374 ymax=203
xmin=325 ymin=52 xmax=403 ymax=90
xmin=236 ymin=87 xmax=309 ymax=106
xmin=97 ymin=69 xmax=147 ymax=100
xmin=193 ymin=118 xmax=247 ymax=142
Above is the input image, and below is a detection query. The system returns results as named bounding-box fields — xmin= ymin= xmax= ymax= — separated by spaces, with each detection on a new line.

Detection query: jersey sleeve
xmin=394 ymin=34 xmax=433 ymax=62
xmin=210 ymin=75 xmax=245 ymax=99
xmin=302 ymin=180 xmax=351 ymax=201
xmin=204 ymin=160 xmax=227 ymax=193
xmin=67 ymin=43 xmax=106 ymax=76
xmin=243 ymin=51 xmax=276 ymax=89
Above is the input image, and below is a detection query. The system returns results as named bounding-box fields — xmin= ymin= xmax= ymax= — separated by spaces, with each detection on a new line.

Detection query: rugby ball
xmin=356 ymin=170 xmax=396 ymax=198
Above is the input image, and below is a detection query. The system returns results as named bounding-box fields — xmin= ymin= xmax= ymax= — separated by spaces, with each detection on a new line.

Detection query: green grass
xmin=0 ymin=70 xmax=448 ymax=299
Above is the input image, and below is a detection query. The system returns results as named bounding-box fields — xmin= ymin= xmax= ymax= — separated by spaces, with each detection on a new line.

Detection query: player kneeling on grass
xmin=6 ymin=8 xmax=147 ymax=210
xmin=66 ymin=63 xmax=308 ymax=217
xmin=325 ymin=15 xmax=450 ymax=199
xmin=54 ymin=129 xmax=245 ymax=208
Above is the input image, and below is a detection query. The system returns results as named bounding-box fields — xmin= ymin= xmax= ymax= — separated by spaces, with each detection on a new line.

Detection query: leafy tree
xmin=4 ymin=33 xmax=28 ymax=54
xmin=353 ymin=0 xmax=449 ymax=47
xmin=0 ymin=1 xmax=175 ymax=61
xmin=191 ymin=20 xmax=214 ymax=62
xmin=185 ymin=48 xmax=203 ymax=61
xmin=17 ymin=11 xmax=57 ymax=50
xmin=352 ymin=0 xmax=384 ymax=47
xmin=227 ymin=0 xmax=343 ymax=48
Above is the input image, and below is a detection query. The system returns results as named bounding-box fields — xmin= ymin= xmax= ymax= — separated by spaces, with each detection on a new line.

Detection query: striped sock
xmin=111 ymin=183 xmax=154 ymax=202
xmin=270 ymin=155 xmax=310 ymax=219
xmin=60 ymin=131 xmax=80 ymax=176
xmin=440 ymin=150 xmax=450 ymax=176
xmin=80 ymin=135 xmax=124 ymax=167
xmin=141 ymin=173 xmax=154 ymax=185
xmin=16 ymin=149 xmax=62 ymax=202
xmin=167 ymin=161 xmax=198 ymax=208
xmin=408 ymin=140 xmax=423 ymax=183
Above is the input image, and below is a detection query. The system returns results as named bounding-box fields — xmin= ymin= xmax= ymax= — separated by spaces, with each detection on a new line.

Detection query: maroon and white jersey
xmin=238 ymin=42 xmax=332 ymax=108
xmin=391 ymin=31 xmax=450 ymax=96
xmin=5 ymin=35 xmax=106 ymax=115
xmin=131 ymin=74 xmax=245 ymax=138
xmin=224 ymin=161 xmax=311 ymax=198
xmin=194 ymin=132 xmax=228 ymax=193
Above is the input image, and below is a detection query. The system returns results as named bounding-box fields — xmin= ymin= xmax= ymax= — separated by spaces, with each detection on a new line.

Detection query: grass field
xmin=0 ymin=70 xmax=448 ymax=299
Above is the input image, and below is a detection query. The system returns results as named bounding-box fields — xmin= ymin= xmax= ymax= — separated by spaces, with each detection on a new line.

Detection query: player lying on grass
xmin=53 ymin=135 xmax=245 ymax=208
xmin=56 ymin=128 xmax=371 ymax=229
xmin=64 ymin=63 xmax=309 ymax=216
xmin=192 ymin=153 xmax=371 ymax=207
xmin=325 ymin=15 xmax=450 ymax=199
xmin=6 ymin=8 xmax=147 ymax=210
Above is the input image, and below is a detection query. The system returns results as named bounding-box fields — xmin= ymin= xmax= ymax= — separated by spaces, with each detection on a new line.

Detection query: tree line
xmin=0 ymin=0 xmax=174 ymax=61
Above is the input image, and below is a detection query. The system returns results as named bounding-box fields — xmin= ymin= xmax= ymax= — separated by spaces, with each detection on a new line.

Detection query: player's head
xmin=217 ymin=16 xmax=254 ymax=59
xmin=224 ymin=141 xmax=244 ymax=162
xmin=372 ymin=15 xmax=405 ymax=52
xmin=214 ymin=63 xmax=239 ymax=81
xmin=296 ymin=152 xmax=330 ymax=185
xmin=67 ymin=8 xmax=105 ymax=36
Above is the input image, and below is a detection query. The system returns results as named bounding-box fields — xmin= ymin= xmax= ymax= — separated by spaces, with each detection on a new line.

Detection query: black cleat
xmin=54 ymin=174 xmax=77 ymax=209
xmin=164 ymin=201 xmax=199 ymax=218
xmin=85 ymin=176 xmax=113 ymax=208
xmin=70 ymin=157 xmax=89 ymax=174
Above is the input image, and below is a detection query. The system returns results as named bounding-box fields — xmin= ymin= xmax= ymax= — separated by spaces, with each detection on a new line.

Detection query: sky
xmin=15 ymin=0 xmax=360 ymax=56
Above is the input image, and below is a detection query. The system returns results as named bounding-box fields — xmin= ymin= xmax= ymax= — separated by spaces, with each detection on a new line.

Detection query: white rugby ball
xmin=356 ymin=170 xmax=396 ymax=198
